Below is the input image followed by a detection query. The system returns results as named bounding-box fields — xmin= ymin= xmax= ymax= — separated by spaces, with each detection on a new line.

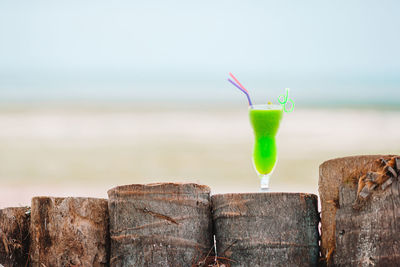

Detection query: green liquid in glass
xmin=249 ymin=105 xmax=283 ymax=175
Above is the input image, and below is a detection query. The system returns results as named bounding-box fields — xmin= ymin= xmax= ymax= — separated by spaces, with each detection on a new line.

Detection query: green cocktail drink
xmin=249 ymin=104 xmax=283 ymax=191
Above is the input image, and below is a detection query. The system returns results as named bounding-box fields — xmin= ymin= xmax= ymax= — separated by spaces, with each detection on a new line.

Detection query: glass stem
xmin=260 ymin=174 xmax=271 ymax=192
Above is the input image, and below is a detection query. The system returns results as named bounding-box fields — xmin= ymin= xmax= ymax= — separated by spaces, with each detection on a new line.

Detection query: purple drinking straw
xmin=228 ymin=78 xmax=253 ymax=106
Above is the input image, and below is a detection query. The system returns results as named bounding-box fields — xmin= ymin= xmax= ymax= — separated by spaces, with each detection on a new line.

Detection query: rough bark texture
xmin=30 ymin=197 xmax=110 ymax=267
xmin=0 ymin=207 xmax=30 ymax=267
xmin=107 ymin=183 xmax=212 ymax=267
xmin=212 ymin=193 xmax=319 ymax=267
xmin=319 ymin=155 xmax=399 ymax=266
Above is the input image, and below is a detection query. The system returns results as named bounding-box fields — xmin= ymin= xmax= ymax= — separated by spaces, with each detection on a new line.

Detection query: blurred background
xmin=1 ymin=0 xmax=399 ymax=208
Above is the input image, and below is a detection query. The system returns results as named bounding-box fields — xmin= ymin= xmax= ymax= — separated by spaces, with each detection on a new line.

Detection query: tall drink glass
xmin=249 ymin=104 xmax=283 ymax=191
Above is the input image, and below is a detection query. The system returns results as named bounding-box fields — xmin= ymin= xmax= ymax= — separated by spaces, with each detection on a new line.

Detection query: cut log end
xmin=107 ymin=182 xmax=211 ymax=198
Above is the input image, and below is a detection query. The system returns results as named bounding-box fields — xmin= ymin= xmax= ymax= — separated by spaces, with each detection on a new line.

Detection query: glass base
xmin=259 ymin=174 xmax=271 ymax=192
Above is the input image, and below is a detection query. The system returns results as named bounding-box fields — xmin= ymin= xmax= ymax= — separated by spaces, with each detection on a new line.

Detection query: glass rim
xmin=249 ymin=104 xmax=282 ymax=110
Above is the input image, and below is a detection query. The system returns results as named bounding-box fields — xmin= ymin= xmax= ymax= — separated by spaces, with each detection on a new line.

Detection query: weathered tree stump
xmin=107 ymin=183 xmax=212 ymax=267
xmin=319 ymin=155 xmax=400 ymax=266
xmin=30 ymin=197 xmax=110 ymax=267
xmin=0 ymin=207 xmax=30 ymax=267
xmin=212 ymin=193 xmax=319 ymax=267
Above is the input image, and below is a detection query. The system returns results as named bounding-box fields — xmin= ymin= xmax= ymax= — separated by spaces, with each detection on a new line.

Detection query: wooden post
xmin=0 ymin=207 xmax=30 ymax=267
xmin=212 ymin=193 xmax=319 ymax=267
xmin=319 ymin=155 xmax=400 ymax=266
xmin=107 ymin=183 xmax=212 ymax=267
xmin=30 ymin=197 xmax=110 ymax=267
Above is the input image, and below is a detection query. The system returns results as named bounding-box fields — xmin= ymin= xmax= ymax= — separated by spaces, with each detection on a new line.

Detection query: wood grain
xmin=0 ymin=207 xmax=30 ymax=267
xmin=212 ymin=192 xmax=319 ymax=267
xmin=107 ymin=182 xmax=212 ymax=267
xmin=30 ymin=197 xmax=110 ymax=267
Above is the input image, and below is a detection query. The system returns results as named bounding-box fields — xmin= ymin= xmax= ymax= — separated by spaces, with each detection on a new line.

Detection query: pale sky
xmin=0 ymin=0 xmax=399 ymax=104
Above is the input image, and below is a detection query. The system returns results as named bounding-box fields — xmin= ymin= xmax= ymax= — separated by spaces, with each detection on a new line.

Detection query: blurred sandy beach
xmin=1 ymin=105 xmax=399 ymax=208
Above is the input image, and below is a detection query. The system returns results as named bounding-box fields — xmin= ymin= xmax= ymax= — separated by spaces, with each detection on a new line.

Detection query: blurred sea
xmin=1 ymin=71 xmax=400 ymax=107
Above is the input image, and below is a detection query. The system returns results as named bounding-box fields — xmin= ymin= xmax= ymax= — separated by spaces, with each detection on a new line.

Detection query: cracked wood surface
xmin=212 ymin=193 xmax=319 ymax=267
xmin=107 ymin=182 xmax=212 ymax=267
